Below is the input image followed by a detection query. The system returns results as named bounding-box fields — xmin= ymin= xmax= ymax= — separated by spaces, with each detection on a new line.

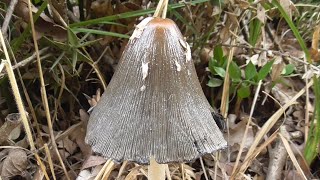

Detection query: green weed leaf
xmin=237 ymin=84 xmax=250 ymax=99
xmin=207 ymin=78 xmax=223 ymax=87
xmin=282 ymin=64 xmax=295 ymax=75
xmin=245 ymin=61 xmax=257 ymax=80
xmin=229 ymin=61 xmax=241 ymax=82
xmin=257 ymin=60 xmax=274 ymax=80
xmin=214 ymin=45 xmax=224 ymax=62
xmin=214 ymin=67 xmax=226 ymax=77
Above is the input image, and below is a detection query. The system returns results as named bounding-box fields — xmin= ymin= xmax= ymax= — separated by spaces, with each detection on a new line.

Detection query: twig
xmin=279 ymin=127 xmax=307 ymax=179
xmin=219 ymin=43 xmax=320 ymax=72
xmin=1 ymin=0 xmax=18 ymax=38
xmin=266 ymin=129 xmax=287 ymax=180
xmin=0 ymin=48 xmax=50 ymax=78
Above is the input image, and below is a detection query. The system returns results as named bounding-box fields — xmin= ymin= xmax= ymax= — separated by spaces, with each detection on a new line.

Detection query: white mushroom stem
xmin=148 ymin=158 xmax=166 ymax=180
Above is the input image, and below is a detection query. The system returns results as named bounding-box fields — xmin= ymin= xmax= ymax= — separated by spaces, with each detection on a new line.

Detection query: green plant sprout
xmin=207 ymin=45 xmax=274 ymax=99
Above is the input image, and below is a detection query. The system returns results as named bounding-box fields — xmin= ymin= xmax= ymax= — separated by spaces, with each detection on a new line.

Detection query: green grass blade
xmin=249 ymin=19 xmax=262 ymax=47
xmin=271 ymin=0 xmax=310 ymax=62
xmin=168 ymin=7 xmax=199 ymax=36
xmin=272 ymin=0 xmax=320 ymax=165
xmin=72 ymin=28 xmax=130 ymax=39
xmin=69 ymin=0 xmax=209 ymax=28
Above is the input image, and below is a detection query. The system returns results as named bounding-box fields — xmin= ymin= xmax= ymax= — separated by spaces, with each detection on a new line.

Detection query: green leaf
xmin=237 ymin=84 xmax=250 ymax=99
xmin=282 ymin=64 xmax=295 ymax=75
xmin=249 ymin=19 xmax=262 ymax=47
xmin=207 ymin=78 xmax=223 ymax=87
xmin=257 ymin=60 xmax=274 ymax=80
xmin=229 ymin=61 xmax=241 ymax=82
xmin=169 ymin=7 xmax=198 ymax=36
xmin=68 ymin=28 xmax=79 ymax=47
xmin=245 ymin=61 xmax=257 ymax=80
xmin=214 ymin=45 xmax=224 ymax=62
xmin=213 ymin=66 xmax=226 ymax=77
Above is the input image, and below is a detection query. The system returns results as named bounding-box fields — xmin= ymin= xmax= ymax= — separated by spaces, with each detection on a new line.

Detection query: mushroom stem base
xmin=148 ymin=158 xmax=165 ymax=180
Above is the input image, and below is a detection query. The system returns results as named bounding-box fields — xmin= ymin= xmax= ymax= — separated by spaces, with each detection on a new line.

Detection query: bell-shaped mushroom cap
xmin=86 ymin=17 xmax=227 ymax=164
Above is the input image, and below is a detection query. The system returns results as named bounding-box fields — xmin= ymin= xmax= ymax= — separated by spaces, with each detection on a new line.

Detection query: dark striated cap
xmin=86 ymin=17 xmax=227 ymax=164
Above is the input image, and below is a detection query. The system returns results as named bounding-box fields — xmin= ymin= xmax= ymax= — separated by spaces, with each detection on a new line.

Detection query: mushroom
xmin=86 ymin=2 xmax=227 ymax=179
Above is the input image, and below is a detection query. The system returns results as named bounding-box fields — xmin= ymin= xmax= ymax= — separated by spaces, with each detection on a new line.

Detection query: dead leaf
xmin=271 ymin=56 xmax=285 ymax=81
xmin=1 ymin=0 xmax=67 ymax=41
xmin=60 ymin=137 xmax=77 ymax=155
xmin=77 ymin=169 xmax=95 ymax=180
xmin=284 ymin=170 xmax=305 ymax=180
xmin=311 ymin=25 xmax=320 ymax=62
xmin=81 ymin=156 xmax=107 ymax=170
xmin=0 ymin=113 xmax=22 ymax=145
xmin=0 ymin=149 xmax=28 ymax=178
xmin=280 ymin=0 xmax=292 ymax=20
xmin=256 ymin=3 xmax=266 ymax=24
xmin=271 ymin=83 xmax=296 ymax=106
xmin=237 ymin=0 xmax=250 ymax=9
xmin=77 ymin=165 xmax=103 ymax=180
xmin=49 ymin=0 xmax=68 ymax=24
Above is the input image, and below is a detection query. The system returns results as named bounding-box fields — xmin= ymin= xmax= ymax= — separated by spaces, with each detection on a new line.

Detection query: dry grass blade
xmin=200 ymin=157 xmax=209 ymax=180
xmin=181 ymin=163 xmax=186 ymax=180
xmin=238 ymin=131 xmax=278 ymax=175
xmin=234 ymin=80 xmax=313 ymax=176
xmin=94 ymin=159 xmax=112 ymax=180
xmin=0 ymin=31 xmax=50 ymax=180
xmin=220 ymin=29 xmax=239 ymax=117
xmin=165 ymin=164 xmax=172 ymax=180
xmin=117 ymin=160 xmax=128 ymax=178
xmin=25 ymin=0 xmax=70 ymax=178
xmin=125 ymin=165 xmax=143 ymax=180
xmin=0 ymin=59 xmax=5 ymax=72
xmin=101 ymin=160 xmax=115 ymax=179
xmin=279 ymin=132 xmax=307 ymax=179
xmin=44 ymin=143 xmax=56 ymax=180
xmin=232 ymin=80 xmax=262 ymax=174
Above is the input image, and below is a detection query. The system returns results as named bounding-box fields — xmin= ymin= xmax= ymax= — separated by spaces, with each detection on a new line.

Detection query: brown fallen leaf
xmin=2 ymin=0 xmax=67 ymax=41
xmin=271 ymin=56 xmax=285 ymax=81
xmin=57 ymin=137 xmax=77 ymax=155
xmin=81 ymin=155 xmax=107 ymax=170
xmin=0 ymin=149 xmax=28 ymax=178
xmin=0 ymin=113 xmax=22 ymax=145
xmin=256 ymin=3 xmax=266 ymax=24
xmin=311 ymin=25 xmax=320 ymax=62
